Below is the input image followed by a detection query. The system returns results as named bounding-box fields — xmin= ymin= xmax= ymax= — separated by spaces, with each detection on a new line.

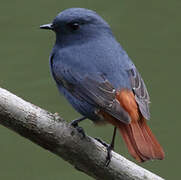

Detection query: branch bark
xmin=0 ymin=87 xmax=164 ymax=180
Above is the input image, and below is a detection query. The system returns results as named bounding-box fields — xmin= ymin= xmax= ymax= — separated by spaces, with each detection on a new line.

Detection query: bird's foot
xmin=94 ymin=137 xmax=113 ymax=166
xmin=94 ymin=137 xmax=109 ymax=147
xmin=70 ymin=118 xmax=86 ymax=138
xmin=105 ymin=144 xmax=113 ymax=167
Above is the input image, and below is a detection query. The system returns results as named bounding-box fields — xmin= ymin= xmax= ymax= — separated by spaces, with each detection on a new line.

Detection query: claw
xmin=70 ymin=119 xmax=86 ymax=138
xmin=105 ymin=145 xmax=113 ymax=166
xmin=75 ymin=126 xmax=86 ymax=138
xmin=95 ymin=137 xmax=109 ymax=147
xmin=70 ymin=121 xmax=78 ymax=127
xmin=94 ymin=137 xmax=113 ymax=166
xmin=95 ymin=126 xmax=116 ymax=166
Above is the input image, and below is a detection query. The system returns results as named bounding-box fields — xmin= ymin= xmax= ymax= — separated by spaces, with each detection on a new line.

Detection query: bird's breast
xmin=50 ymin=54 xmax=74 ymax=92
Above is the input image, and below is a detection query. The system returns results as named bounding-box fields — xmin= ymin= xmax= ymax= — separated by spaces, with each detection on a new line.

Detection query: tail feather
xmin=114 ymin=89 xmax=164 ymax=162
xmin=98 ymin=88 xmax=165 ymax=162
xmin=119 ymin=123 xmax=143 ymax=162
xmin=139 ymin=118 xmax=165 ymax=159
xmin=118 ymin=117 xmax=165 ymax=162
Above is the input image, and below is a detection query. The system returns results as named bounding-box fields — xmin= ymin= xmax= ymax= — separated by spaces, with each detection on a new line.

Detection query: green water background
xmin=1 ymin=0 xmax=180 ymax=179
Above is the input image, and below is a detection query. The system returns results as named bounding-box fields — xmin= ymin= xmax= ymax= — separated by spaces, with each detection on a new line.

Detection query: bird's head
xmin=40 ymin=8 xmax=112 ymax=44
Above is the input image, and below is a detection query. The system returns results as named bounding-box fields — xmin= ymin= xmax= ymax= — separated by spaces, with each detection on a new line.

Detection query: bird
xmin=40 ymin=8 xmax=164 ymax=165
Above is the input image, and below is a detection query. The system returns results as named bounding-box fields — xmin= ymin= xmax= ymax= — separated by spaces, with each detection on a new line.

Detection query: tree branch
xmin=0 ymin=87 xmax=164 ymax=180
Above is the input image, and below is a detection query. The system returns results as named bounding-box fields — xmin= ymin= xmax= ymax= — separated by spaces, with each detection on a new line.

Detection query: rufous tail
xmin=116 ymin=89 xmax=164 ymax=162
xmin=99 ymin=89 xmax=165 ymax=162
xmin=117 ymin=117 xmax=164 ymax=162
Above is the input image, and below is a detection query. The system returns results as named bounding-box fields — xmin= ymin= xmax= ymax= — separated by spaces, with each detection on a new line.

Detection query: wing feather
xmin=128 ymin=68 xmax=150 ymax=120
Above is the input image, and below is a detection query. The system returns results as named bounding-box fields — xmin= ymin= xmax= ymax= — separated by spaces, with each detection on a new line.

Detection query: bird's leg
xmin=70 ymin=116 xmax=87 ymax=138
xmin=106 ymin=127 xmax=117 ymax=166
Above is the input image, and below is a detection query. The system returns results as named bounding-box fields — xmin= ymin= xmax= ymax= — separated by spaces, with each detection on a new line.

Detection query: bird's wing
xmin=52 ymin=66 xmax=131 ymax=124
xmin=127 ymin=67 xmax=150 ymax=120
xmin=75 ymin=75 xmax=131 ymax=123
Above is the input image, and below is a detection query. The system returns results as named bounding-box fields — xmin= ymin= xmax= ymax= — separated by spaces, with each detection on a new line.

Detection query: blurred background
xmin=0 ymin=0 xmax=180 ymax=179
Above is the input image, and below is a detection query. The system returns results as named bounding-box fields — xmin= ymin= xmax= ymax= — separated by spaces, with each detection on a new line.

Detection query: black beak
xmin=40 ymin=23 xmax=53 ymax=30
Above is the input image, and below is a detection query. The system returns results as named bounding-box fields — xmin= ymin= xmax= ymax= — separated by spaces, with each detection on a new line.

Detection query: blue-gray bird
xmin=40 ymin=8 xmax=164 ymax=164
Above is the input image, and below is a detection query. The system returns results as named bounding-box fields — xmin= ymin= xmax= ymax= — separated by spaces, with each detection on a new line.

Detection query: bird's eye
xmin=68 ymin=22 xmax=80 ymax=31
